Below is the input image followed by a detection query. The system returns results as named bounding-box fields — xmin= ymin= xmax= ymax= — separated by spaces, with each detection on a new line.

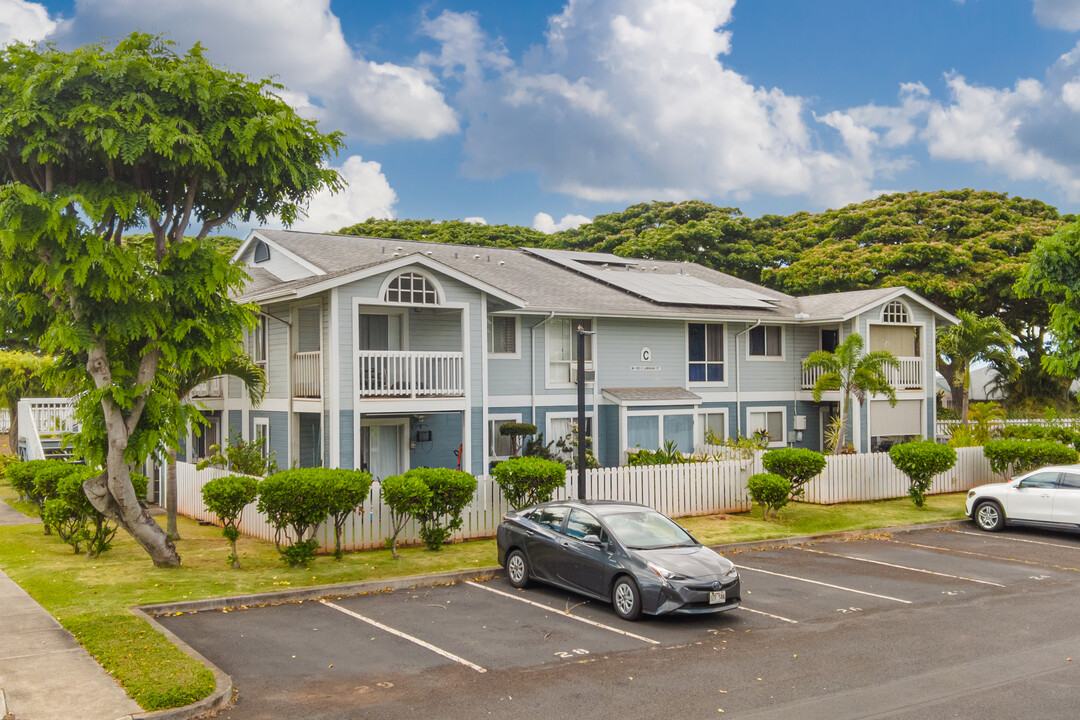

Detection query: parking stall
xmin=156 ymin=525 xmax=1080 ymax=718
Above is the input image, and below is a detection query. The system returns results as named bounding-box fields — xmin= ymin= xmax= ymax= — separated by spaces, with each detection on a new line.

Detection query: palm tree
xmin=164 ymin=357 xmax=265 ymax=540
xmin=937 ymin=311 xmax=1018 ymax=426
xmin=803 ymin=333 xmax=899 ymax=454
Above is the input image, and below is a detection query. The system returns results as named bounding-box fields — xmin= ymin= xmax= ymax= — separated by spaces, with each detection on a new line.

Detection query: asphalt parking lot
xmin=158 ymin=524 xmax=1080 ymax=719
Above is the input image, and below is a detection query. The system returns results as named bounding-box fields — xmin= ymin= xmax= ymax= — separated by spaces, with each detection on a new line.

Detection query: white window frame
xmin=745 ymin=406 xmax=787 ymax=448
xmin=625 ymin=409 xmax=697 ymax=455
xmin=253 ymin=315 xmax=269 ymax=376
xmin=487 ymin=315 xmax=521 ymax=359
xmin=686 ymin=321 xmax=728 ymax=387
xmin=746 ymin=324 xmax=784 ymax=361
xmin=378 ymin=269 xmax=444 ymax=307
xmin=488 ymin=413 xmax=523 ymax=462
xmin=696 ymin=409 xmax=729 ymax=449
xmin=253 ymin=417 xmax=271 ymax=459
xmin=545 ymin=316 xmax=596 ymax=389
xmin=546 ymin=411 xmax=594 ymax=462
xmin=881 ymin=300 xmax=911 ymax=324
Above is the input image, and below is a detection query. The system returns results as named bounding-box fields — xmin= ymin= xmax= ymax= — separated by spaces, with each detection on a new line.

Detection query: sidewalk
xmin=0 ymin=499 xmax=141 ymax=720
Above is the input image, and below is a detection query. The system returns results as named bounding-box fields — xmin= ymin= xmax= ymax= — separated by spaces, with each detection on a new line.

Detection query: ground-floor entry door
xmin=360 ymin=419 xmax=408 ymax=481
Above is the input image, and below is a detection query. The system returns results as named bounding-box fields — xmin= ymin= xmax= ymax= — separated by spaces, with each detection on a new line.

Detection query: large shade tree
xmin=937 ymin=311 xmax=1018 ymax=424
xmin=761 ymin=190 xmax=1069 ymax=402
xmin=1016 ymin=220 xmax=1080 ymax=382
xmin=803 ymin=333 xmax=899 ymax=454
xmin=0 ymin=34 xmax=342 ymax=566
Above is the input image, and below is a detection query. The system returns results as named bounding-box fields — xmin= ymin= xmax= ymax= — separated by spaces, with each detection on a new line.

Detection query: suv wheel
xmin=975 ymin=501 xmax=1005 ymax=532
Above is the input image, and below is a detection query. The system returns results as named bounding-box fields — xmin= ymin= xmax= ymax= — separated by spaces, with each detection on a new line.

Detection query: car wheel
xmin=612 ymin=576 xmax=642 ymax=621
xmin=506 ymin=549 xmax=530 ymax=588
xmin=975 ymin=501 xmax=1005 ymax=532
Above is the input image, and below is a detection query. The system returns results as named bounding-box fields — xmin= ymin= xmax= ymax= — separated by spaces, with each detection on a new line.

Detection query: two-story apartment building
xmin=185 ymin=229 xmax=955 ymax=479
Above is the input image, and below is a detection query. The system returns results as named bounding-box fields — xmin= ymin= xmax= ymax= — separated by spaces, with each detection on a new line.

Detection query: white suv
xmin=966 ymin=464 xmax=1080 ymax=532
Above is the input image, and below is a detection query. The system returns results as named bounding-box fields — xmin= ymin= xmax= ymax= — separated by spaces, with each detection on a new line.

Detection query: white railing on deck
xmin=17 ymin=397 xmax=77 ymax=461
xmin=292 ymin=351 xmax=322 ymax=398
xmin=802 ymin=356 xmax=922 ymax=390
xmin=0 ymin=408 xmax=9 ymax=435
xmin=358 ymin=350 xmax=465 ymax=398
xmin=172 ymin=446 xmax=993 ymax=552
xmin=190 ymin=377 xmax=223 ymax=399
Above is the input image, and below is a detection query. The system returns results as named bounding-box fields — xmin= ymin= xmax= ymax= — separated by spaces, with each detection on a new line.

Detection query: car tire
xmin=506 ymin=549 xmax=530 ymax=588
xmin=612 ymin=576 xmax=642 ymax=621
xmin=974 ymin=500 xmax=1005 ymax=532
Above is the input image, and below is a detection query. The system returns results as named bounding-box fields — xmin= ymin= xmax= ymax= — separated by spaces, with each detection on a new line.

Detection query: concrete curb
xmin=128 ymin=518 xmax=973 ymax=720
xmin=121 ymin=607 xmax=234 ymax=720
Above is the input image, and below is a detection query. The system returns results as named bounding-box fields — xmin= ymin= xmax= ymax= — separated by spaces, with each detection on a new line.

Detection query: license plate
xmin=709 ymin=590 xmax=725 ymax=604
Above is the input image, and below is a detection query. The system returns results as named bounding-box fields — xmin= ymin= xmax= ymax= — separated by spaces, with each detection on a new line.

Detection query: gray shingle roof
xmin=602 ymin=387 xmax=703 ymax=404
xmin=239 ymin=229 xmax=950 ymax=323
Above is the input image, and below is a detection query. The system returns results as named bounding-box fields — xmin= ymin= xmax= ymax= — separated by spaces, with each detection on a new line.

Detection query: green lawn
xmin=0 ymin=478 xmax=968 ymax=711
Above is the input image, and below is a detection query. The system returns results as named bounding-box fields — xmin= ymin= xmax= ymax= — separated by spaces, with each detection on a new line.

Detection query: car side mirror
xmin=582 ymin=534 xmax=602 ymax=545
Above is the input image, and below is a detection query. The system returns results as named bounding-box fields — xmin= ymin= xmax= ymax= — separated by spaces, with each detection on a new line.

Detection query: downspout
xmin=530 ymin=312 xmax=558 ymax=432
xmin=734 ymin=320 xmax=762 ymax=437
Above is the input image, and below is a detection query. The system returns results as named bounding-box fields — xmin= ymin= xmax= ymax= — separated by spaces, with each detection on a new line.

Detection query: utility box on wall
xmin=793 ymin=415 xmax=807 ymax=431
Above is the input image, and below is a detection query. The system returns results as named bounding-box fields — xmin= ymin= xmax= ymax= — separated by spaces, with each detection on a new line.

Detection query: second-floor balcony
xmin=801 ymin=356 xmax=923 ymax=391
xmin=358 ymin=350 xmax=465 ymax=398
xmin=190 ymin=377 xmax=224 ymax=399
xmin=293 ymin=351 xmax=322 ymax=399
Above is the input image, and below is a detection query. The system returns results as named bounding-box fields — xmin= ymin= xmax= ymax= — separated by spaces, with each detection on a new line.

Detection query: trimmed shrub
xmin=746 ymin=473 xmax=791 ymax=519
xmin=415 ymin=468 xmax=477 ymax=551
xmin=201 ymin=475 xmax=259 ymax=569
xmin=1000 ymin=424 xmax=1080 ymax=451
xmin=41 ymin=464 xmax=134 ymax=557
xmin=257 ymin=470 xmax=331 ymax=567
xmin=322 ymin=469 xmax=374 ymax=560
xmin=499 ymin=422 xmax=537 ymax=457
xmin=381 ymin=472 xmax=432 ymax=559
xmin=762 ymin=448 xmax=826 ymax=499
xmin=491 ymin=457 xmax=566 ymax=510
xmin=983 ymin=439 xmax=1080 ymax=478
xmin=888 ymin=441 xmax=957 ymax=507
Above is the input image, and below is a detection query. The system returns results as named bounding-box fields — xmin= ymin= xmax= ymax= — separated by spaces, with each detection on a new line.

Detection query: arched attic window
xmin=385 ymin=271 xmax=439 ymax=305
xmin=881 ymin=300 xmax=910 ymax=324
xmin=253 ymin=240 xmax=270 ymax=263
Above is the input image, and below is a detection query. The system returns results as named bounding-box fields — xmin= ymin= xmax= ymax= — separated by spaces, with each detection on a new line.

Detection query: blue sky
xmin=6 ymin=0 xmax=1080 ymax=235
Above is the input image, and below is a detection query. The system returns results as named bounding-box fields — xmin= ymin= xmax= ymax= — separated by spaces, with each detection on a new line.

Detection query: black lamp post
xmin=576 ymin=324 xmax=596 ymax=500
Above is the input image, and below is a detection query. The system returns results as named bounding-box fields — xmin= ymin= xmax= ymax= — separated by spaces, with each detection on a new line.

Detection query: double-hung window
xmin=488 ymin=316 xmax=517 ymax=355
xmin=749 ymin=325 xmax=782 ymax=358
xmin=688 ymin=323 xmax=724 ymax=382
xmin=547 ymin=317 xmax=593 ymax=385
xmin=253 ymin=316 xmax=268 ymax=373
xmin=747 ymin=409 xmax=785 ymax=446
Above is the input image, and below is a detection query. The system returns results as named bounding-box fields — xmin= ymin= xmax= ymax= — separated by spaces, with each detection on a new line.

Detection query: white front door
xmin=360 ymin=420 xmax=407 ymax=481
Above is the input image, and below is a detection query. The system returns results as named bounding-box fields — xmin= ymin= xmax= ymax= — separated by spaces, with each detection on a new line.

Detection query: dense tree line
xmin=336 ymin=191 xmax=1075 ymax=405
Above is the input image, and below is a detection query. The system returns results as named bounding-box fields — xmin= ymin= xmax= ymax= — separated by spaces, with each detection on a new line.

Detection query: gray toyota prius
xmin=496 ymin=499 xmax=741 ymax=621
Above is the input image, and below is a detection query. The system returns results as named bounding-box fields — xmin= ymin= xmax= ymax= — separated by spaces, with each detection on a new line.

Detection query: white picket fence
xmin=173 ymin=445 xmax=993 ymax=553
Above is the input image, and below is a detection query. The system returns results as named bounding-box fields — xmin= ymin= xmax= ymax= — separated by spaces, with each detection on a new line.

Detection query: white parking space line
xmin=320 ymin=600 xmax=487 ymax=673
xmin=796 ymin=547 xmax=1005 ymax=587
xmin=465 ymin=581 xmax=660 ymax=645
xmin=734 ymin=564 xmax=912 ymax=604
xmin=739 ymin=607 xmax=798 ymax=624
xmin=894 ymin=540 xmax=1052 ymax=568
xmin=953 ymin=530 xmax=1080 ymax=551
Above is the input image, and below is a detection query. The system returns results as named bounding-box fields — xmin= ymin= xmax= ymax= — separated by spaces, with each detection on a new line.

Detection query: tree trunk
xmin=833 ymin=396 xmax=848 ymax=455
xmin=166 ymin=448 xmax=180 ymax=540
xmin=82 ymin=349 xmax=180 ymax=567
xmin=7 ymin=411 xmax=17 ymax=456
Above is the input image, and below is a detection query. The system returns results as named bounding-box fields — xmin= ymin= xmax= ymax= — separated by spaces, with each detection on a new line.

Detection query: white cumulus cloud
xmin=1032 ymin=0 xmax=1080 ymax=29
xmin=462 ymin=217 xmax=488 ymax=225
xmin=286 ymin=155 xmax=397 ymax=233
xmin=0 ymin=0 xmax=55 ymax=47
xmin=420 ymin=1 xmax=878 ymax=209
xmin=51 ymin=0 xmax=457 ymax=143
xmin=533 ymin=212 xmax=592 ymax=234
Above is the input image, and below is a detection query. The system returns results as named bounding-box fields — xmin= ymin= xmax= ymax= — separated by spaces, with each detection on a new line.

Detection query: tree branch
xmin=196 ymin=184 xmax=247 ymax=241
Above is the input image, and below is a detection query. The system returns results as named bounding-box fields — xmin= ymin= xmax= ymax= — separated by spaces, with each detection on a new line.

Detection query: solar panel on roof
xmin=522 ymin=247 xmax=778 ymax=308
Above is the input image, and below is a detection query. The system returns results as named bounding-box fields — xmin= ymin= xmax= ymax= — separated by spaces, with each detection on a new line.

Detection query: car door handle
xmin=560 ymin=541 xmax=571 ymax=547
xmin=525 ymin=530 xmax=535 ymax=536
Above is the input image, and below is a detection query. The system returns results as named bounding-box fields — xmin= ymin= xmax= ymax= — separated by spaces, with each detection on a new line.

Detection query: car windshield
xmin=603 ymin=510 xmax=696 ymax=550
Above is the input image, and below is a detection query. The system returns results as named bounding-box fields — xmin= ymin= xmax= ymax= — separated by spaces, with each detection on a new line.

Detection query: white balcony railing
xmin=190 ymin=376 xmax=224 ymax=399
xmin=801 ymin=356 xmax=923 ymax=391
xmin=293 ymin=351 xmax=322 ymax=398
xmin=358 ymin=350 xmax=465 ymax=398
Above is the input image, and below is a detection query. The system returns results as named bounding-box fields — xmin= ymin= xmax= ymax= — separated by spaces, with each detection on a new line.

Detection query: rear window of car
xmin=529 ymin=505 xmax=568 ymax=531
